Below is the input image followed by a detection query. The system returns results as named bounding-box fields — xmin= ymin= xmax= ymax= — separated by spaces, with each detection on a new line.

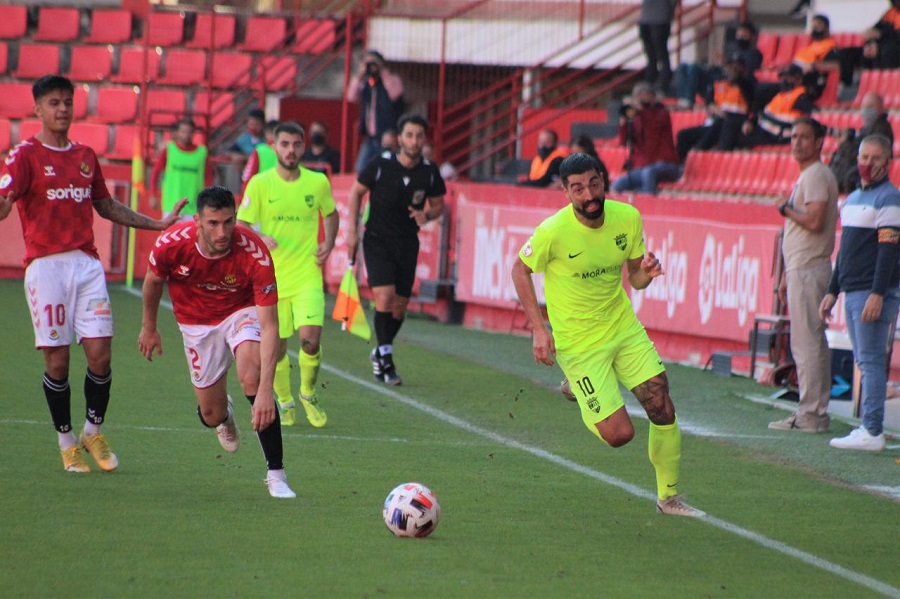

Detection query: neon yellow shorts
xmin=556 ymin=317 xmax=664 ymax=439
xmin=277 ymin=286 xmax=325 ymax=338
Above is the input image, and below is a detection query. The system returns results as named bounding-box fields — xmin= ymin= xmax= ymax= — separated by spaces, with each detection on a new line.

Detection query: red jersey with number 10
xmin=148 ymin=222 xmax=278 ymax=325
xmin=0 ymin=137 xmax=112 ymax=266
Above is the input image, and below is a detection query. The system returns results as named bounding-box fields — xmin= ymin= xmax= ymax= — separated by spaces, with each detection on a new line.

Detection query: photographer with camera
xmin=346 ymin=50 xmax=405 ymax=173
xmin=830 ymin=93 xmax=894 ymax=194
xmin=610 ymin=82 xmax=681 ymax=195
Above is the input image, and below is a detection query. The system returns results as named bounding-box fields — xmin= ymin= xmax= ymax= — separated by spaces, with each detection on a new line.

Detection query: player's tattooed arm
xmin=94 ymin=197 xmax=187 ymax=230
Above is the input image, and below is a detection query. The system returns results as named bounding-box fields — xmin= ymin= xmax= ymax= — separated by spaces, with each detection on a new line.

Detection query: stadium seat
xmin=757 ymin=32 xmax=779 ymax=70
xmin=669 ymin=110 xmax=706 ymax=137
xmin=258 ymin=56 xmax=296 ymax=91
xmin=772 ymin=34 xmax=802 ymax=69
xmin=0 ymin=5 xmax=28 ymax=40
xmin=193 ymin=91 xmax=234 ymax=128
xmin=815 ymin=71 xmax=840 ymax=109
xmin=17 ymin=120 xmax=42 ymax=143
xmin=95 ymin=86 xmax=139 ymax=124
xmin=69 ymin=45 xmax=114 ymax=82
xmin=113 ymin=47 xmax=161 ymax=83
xmin=142 ymin=11 xmax=185 ymax=47
xmin=293 ymin=19 xmax=336 ymax=54
xmin=34 ymin=7 xmax=81 ymax=42
xmin=159 ymin=49 xmax=207 ymax=86
xmin=146 ymin=89 xmax=186 ymax=126
xmin=187 ymin=13 xmax=236 ymax=49
xmin=14 ymin=44 xmax=61 ymax=80
xmin=0 ymin=83 xmax=35 ymax=119
xmin=0 ymin=118 xmax=10 ymax=153
xmin=0 ymin=42 xmax=7 ymax=75
xmin=106 ymin=124 xmax=138 ymax=161
xmin=72 ymin=85 xmax=89 ymax=121
xmin=70 ymin=122 xmax=110 ymax=156
xmin=85 ymin=9 xmax=133 ymax=44
xmin=833 ymin=33 xmax=864 ymax=49
xmin=210 ymin=52 xmax=252 ymax=88
xmin=238 ymin=16 xmax=288 ymax=52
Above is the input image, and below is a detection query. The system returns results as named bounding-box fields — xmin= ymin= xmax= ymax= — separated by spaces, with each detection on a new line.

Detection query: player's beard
xmin=575 ymin=196 xmax=605 ymax=221
xmin=401 ymin=145 xmax=421 ymax=162
xmin=278 ymin=155 xmax=299 ymax=171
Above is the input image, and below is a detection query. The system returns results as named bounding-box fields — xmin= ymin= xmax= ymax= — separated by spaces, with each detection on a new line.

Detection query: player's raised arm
xmin=511 ymin=258 xmax=556 ymax=366
xmin=94 ymin=196 xmax=189 ymax=231
xmin=627 ymin=251 xmax=664 ymax=290
xmin=138 ymin=269 xmax=166 ymax=361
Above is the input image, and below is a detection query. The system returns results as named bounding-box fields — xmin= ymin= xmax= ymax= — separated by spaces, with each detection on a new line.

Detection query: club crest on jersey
xmin=224 ymin=274 xmax=237 ymax=285
xmin=521 ymin=241 xmax=533 ymax=257
xmin=44 ymin=166 xmax=56 ymax=177
xmin=305 ymin=194 xmax=314 ymax=208
xmin=586 ymin=397 xmax=601 ymax=414
xmin=615 ymin=233 xmax=627 ymax=251
xmin=175 ymin=265 xmax=190 ymax=277
xmin=412 ymin=190 xmax=426 ymax=207
xmin=49 ymin=329 xmax=59 ymax=341
xmin=79 ymin=162 xmax=93 ymax=178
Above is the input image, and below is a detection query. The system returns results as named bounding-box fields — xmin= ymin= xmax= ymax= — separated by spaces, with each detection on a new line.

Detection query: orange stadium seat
xmin=113 ymin=47 xmax=161 ymax=83
xmin=95 ymin=86 xmax=139 ymax=124
xmin=193 ymin=91 xmax=234 ymax=128
xmin=258 ymin=56 xmax=296 ymax=91
xmin=294 ymin=19 xmax=336 ymax=54
xmin=106 ymin=124 xmax=138 ymax=161
xmin=14 ymin=44 xmax=60 ymax=80
xmin=69 ymin=45 xmax=114 ymax=82
xmin=0 ymin=118 xmax=10 ymax=153
xmin=34 ymin=7 xmax=81 ymax=42
xmin=0 ymin=42 xmax=7 ymax=75
xmin=187 ymin=13 xmax=236 ymax=49
xmin=85 ymin=9 xmax=133 ymax=44
xmin=17 ymin=119 xmax=42 ymax=143
xmin=0 ymin=83 xmax=35 ymax=119
xmin=757 ymin=32 xmax=779 ymax=70
xmin=143 ymin=11 xmax=185 ymax=47
xmin=160 ymin=49 xmax=207 ymax=86
xmin=210 ymin=52 xmax=251 ymax=88
xmin=70 ymin=122 xmax=110 ymax=156
xmin=146 ymin=89 xmax=186 ymax=126
xmin=238 ymin=16 xmax=288 ymax=52
xmin=0 ymin=5 xmax=28 ymax=40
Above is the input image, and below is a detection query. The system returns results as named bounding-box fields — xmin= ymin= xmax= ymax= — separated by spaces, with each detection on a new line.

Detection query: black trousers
xmin=639 ymin=22 xmax=672 ymax=92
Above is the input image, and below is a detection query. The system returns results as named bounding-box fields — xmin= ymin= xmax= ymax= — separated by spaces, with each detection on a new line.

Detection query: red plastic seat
xmin=258 ymin=56 xmax=296 ymax=91
xmin=143 ymin=11 xmax=185 ymax=47
xmin=34 ymin=7 xmax=81 ymax=42
xmin=0 ymin=83 xmax=34 ymax=119
xmin=69 ymin=45 xmax=114 ymax=82
xmin=193 ymin=91 xmax=234 ymax=128
xmin=70 ymin=123 xmax=110 ymax=156
xmin=731 ymin=152 xmax=761 ymax=195
xmin=293 ymin=19 xmax=336 ymax=54
xmin=106 ymin=124 xmax=139 ymax=161
xmin=0 ymin=5 xmax=28 ymax=40
xmin=159 ymin=49 xmax=207 ymax=86
xmin=757 ymin=32 xmax=779 ymax=70
xmin=17 ymin=119 xmax=43 ymax=143
xmin=238 ymin=16 xmax=288 ymax=52
xmin=0 ymin=42 xmax=7 ymax=75
xmin=14 ymin=44 xmax=61 ymax=80
xmin=187 ymin=13 xmax=236 ymax=49
xmin=0 ymin=118 xmax=10 ymax=153
xmin=772 ymin=34 xmax=802 ymax=68
xmin=210 ymin=52 xmax=252 ymax=88
xmin=71 ymin=85 xmax=89 ymax=121
xmin=113 ymin=47 xmax=161 ymax=83
xmin=146 ymin=89 xmax=186 ymax=126
xmin=85 ymin=9 xmax=133 ymax=44
xmin=666 ymin=151 xmax=702 ymax=191
xmin=95 ymin=87 xmax=139 ymax=124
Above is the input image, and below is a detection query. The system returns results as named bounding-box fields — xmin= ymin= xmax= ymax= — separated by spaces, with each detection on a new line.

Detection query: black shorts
xmin=363 ymin=231 xmax=419 ymax=297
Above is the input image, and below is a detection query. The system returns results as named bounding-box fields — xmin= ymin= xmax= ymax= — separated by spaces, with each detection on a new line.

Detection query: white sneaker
xmin=656 ymin=495 xmax=706 ymax=517
xmin=829 ymin=426 xmax=886 ymax=452
xmin=265 ymin=470 xmax=296 ymax=499
xmin=215 ymin=395 xmax=240 ymax=453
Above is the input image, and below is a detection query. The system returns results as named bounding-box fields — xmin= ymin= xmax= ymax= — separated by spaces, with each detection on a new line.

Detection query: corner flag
xmin=331 ymin=264 xmax=371 ymax=341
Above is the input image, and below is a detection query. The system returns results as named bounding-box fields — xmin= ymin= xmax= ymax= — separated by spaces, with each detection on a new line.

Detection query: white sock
xmin=267 ymin=468 xmax=287 ymax=481
xmin=378 ymin=344 xmax=394 ymax=356
xmin=83 ymin=421 xmax=101 ymax=436
xmin=58 ymin=431 xmax=77 ymax=450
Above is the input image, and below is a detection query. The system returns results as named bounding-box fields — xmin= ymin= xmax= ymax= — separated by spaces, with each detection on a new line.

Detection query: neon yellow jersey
xmin=238 ymin=166 xmax=336 ymax=296
xmin=518 ymin=200 xmax=646 ymax=353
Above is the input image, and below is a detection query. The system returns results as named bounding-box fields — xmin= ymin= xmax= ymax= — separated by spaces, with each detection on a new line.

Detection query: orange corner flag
xmin=332 ymin=266 xmax=371 ymax=341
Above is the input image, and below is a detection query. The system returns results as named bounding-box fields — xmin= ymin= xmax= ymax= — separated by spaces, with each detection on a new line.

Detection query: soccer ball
xmin=382 ymin=482 xmax=441 ymax=538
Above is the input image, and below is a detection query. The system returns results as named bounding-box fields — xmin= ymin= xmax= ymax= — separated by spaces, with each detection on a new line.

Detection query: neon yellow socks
xmin=274 ymin=355 xmax=293 ymax=406
xmin=299 ymin=347 xmax=322 ymax=398
xmin=648 ymin=416 xmax=682 ymax=500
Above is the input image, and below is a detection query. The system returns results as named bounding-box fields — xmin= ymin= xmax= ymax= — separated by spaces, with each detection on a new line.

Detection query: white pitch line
xmin=121 ymin=286 xmax=900 ymax=598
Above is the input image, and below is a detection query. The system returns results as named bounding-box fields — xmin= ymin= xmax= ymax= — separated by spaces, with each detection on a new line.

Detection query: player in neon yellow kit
xmin=238 ymin=122 xmax=339 ymax=427
xmin=511 ymin=153 xmax=704 ymax=517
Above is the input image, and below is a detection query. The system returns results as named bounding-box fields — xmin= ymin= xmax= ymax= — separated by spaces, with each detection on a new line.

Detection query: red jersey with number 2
xmin=0 ymin=137 xmax=112 ymax=266
xmin=148 ymin=222 xmax=278 ymax=325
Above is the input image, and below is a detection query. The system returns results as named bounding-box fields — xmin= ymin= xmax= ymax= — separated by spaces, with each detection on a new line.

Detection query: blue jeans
xmin=844 ymin=289 xmax=900 ymax=436
xmin=355 ymin=136 xmax=383 ymax=173
xmin=611 ymin=161 xmax=682 ymax=194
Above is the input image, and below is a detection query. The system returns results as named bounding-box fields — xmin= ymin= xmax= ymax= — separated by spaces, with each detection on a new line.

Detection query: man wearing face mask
xmin=829 ymin=93 xmax=894 ymax=194
xmin=792 ymin=14 xmax=840 ymax=73
xmin=301 ymin=121 xmax=341 ymax=176
xmin=345 ymin=50 xmax=404 ymax=173
xmin=819 ymin=135 xmax=900 ymax=452
xmin=520 ymin=129 xmax=568 ymax=187
xmin=740 ymin=64 xmax=814 ymax=148
xmin=611 ymin=82 xmax=680 ymax=194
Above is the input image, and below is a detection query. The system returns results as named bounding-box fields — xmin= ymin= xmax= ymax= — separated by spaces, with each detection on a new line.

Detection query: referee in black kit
xmin=346 ymin=114 xmax=446 ymax=386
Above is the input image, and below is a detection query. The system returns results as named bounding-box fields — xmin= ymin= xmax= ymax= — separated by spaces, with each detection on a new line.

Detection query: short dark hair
xmin=365 ymin=50 xmax=385 ymax=64
xmin=737 ymin=21 xmax=757 ymax=36
xmin=559 ymin=153 xmax=608 ymax=188
xmin=174 ymin=118 xmax=196 ymax=130
xmin=197 ymin=186 xmax=235 ymax=213
xmin=397 ymin=114 xmax=429 ymax=134
xmin=274 ymin=121 xmax=304 ymax=139
xmin=541 ymin=129 xmax=559 ymax=145
xmin=248 ymin=108 xmax=265 ymax=121
xmin=264 ymin=119 xmax=279 ymax=132
xmin=793 ymin=117 xmax=826 ymax=140
xmin=812 ymin=14 xmax=830 ymax=29
xmin=32 ymin=75 xmax=74 ymax=101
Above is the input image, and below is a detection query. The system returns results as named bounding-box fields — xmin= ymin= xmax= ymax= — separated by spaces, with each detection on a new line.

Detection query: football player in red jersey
xmin=0 ymin=75 xmax=186 ymax=474
xmin=138 ymin=186 xmax=295 ymax=498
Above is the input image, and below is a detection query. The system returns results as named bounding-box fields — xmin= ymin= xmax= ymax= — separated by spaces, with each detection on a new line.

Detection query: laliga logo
xmin=46 ymin=184 xmax=92 ymax=202
xmin=697 ymin=233 xmax=760 ymax=326
xmin=631 ymin=231 xmax=687 ymax=317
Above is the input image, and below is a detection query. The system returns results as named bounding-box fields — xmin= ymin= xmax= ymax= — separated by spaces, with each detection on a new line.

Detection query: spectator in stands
xmin=611 ymin=83 xmax=681 ymax=194
xmin=150 ymin=118 xmax=214 ymax=219
xmin=422 ymin=143 xmax=459 ymax=181
xmin=240 ymin=119 xmax=279 ymax=196
xmin=346 ymin=50 xmax=405 ymax=172
xmin=829 ymin=92 xmax=894 ymax=193
xmin=520 ymin=129 xmax=568 ymax=187
xmin=820 ymin=134 xmax=900 ymax=452
xmin=769 ymin=118 xmax=839 ymax=434
xmin=227 ymin=109 xmax=266 ymax=163
xmin=380 ymin=128 xmax=399 ymax=156
xmin=740 ymin=65 xmax=814 ymax=148
xmin=301 ymin=121 xmax=341 ymax=176
xmin=569 ymin=136 xmax=610 ymax=190
xmin=638 ymin=0 xmax=677 ymax=93
xmin=676 ymin=55 xmax=753 ymax=159
xmin=675 ymin=21 xmax=762 ymax=109
xmin=838 ymin=11 xmax=900 ymax=88
xmin=793 ymin=15 xmax=840 ymax=73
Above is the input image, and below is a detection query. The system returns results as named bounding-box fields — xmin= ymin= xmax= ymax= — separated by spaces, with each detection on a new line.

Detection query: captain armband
xmin=877 ymin=228 xmax=900 ymax=244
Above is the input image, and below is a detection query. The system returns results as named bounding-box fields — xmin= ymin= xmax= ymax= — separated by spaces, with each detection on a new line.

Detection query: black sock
xmin=374 ymin=311 xmax=393 ymax=348
xmin=84 ymin=369 xmax=112 ymax=425
xmin=43 ymin=373 xmax=72 ymax=433
xmin=196 ymin=406 xmax=226 ymax=428
xmin=389 ymin=316 xmax=404 ymax=342
xmin=246 ymin=395 xmax=284 ymax=470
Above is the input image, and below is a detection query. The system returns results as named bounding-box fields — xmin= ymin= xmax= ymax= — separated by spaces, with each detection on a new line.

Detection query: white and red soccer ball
xmin=383 ymin=482 xmax=441 ymax=538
